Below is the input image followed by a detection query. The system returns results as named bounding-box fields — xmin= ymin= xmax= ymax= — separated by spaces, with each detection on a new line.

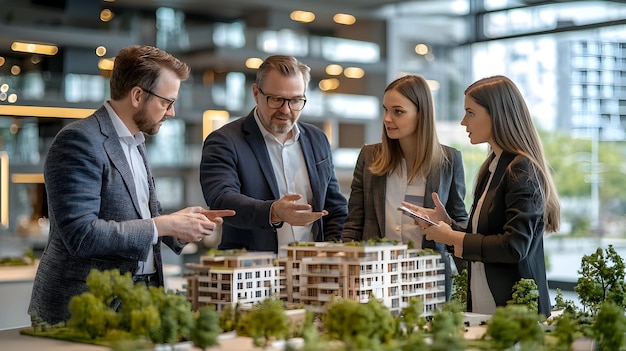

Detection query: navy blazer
xmin=463 ymin=151 xmax=551 ymax=317
xmin=29 ymin=106 xmax=185 ymax=324
xmin=200 ymin=110 xmax=348 ymax=252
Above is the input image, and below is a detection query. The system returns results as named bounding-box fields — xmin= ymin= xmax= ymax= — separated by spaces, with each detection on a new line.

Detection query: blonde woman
xmin=342 ymin=74 xmax=468 ymax=300
xmin=405 ymin=75 xmax=560 ymax=317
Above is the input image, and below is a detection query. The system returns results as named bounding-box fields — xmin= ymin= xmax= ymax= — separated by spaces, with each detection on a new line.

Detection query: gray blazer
xmin=28 ymin=106 xmax=185 ymax=324
xmin=341 ymin=143 xmax=468 ymax=243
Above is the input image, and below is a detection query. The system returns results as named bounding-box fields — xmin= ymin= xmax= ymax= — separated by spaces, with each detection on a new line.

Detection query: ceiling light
xmin=344 ymin=67 xmax=364 ymax=79
xmin=100 ymin=9 xmax=114 ymax=22
xmin=95 ymin=46 xmax=107 ymax=57
xmin=98 ymin=58 xmax=115 ymax=71
xmin=319 ymin=78 xmax=340 ymax=91
xmin=415 ymin=44 xmax=429 ymax=55
xmin=245 ymin=58 xmax=263 ymax=69
xmin=333 ymin=13 xmax=356 ymax=25
xmin=11 ymin=42 xmax=58 ymax=56
xmin=325 ymin=64 xmax=343 ymax=76
xmin=290 ymin=11 xmax=315 ymax=23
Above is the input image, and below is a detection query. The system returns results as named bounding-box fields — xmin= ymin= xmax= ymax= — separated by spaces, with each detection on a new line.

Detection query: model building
xmin=185 ymin=242 xmax=445 ymax=316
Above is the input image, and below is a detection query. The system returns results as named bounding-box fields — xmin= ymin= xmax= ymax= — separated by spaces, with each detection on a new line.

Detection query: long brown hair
xmin=465 ymin=75 xmax=560 ymax=232
xmin=370 ymin=74 xmax=447 ymax=182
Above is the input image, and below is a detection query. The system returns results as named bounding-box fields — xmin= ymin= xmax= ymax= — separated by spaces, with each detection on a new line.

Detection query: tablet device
xmin=397 ymin=205 xmax=440 ymax=227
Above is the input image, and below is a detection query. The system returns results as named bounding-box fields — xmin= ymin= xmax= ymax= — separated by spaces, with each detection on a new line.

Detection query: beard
xmin=259 ymin=109 xmax=295 ymax=135
xmin=133 ymin=104 xmax=163 ymax=136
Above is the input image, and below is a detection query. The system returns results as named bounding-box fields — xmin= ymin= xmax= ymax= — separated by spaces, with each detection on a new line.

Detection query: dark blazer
xmin=463 ymin=151 xmax=551 ymax=317
xmin=199 ymin=110 xmax=348 ymax=252
xmin=28 ymin=106 xmax=185 ymax=324
xmin=340 ymin=143 xmax=468 ymax=299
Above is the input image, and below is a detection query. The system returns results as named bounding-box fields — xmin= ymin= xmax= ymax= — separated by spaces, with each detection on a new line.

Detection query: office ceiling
xmin=109 ymin=0 xmax=461 ymax=29
xmin=112 ymin=0 xmax=416 ymax=20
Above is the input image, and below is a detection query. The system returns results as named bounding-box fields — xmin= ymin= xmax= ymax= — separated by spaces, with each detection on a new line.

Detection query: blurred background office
xmin=1 ymin=0 xmax=626 ymax=327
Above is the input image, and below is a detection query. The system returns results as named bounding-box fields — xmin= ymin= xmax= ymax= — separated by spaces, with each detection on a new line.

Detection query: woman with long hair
xmin=342 ymin=74 xmax=468 ymax=300
xmin=405 ymin=75 xmax=560 ymax=316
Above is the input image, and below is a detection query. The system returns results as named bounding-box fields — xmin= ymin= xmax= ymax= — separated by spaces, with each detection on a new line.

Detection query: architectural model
xmin=185 ymin=242 xmax=445 ymax=316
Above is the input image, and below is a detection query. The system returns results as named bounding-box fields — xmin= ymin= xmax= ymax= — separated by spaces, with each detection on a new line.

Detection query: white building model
xmin=185 ymin=242 xmax=446 ymax=316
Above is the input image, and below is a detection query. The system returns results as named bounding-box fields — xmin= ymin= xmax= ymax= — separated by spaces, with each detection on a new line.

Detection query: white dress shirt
xmin=104 ymin=101 xmax=158 ymax=274
xmin=385 ymin=159 xmax=426 ymax=246
xmin=254 ymin=109 xmax=313 ymax=255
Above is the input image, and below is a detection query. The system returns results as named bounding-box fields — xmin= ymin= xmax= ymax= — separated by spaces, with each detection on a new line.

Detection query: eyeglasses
xmin=142 ymin=88 xmax=176 ymax=111
xmin=257 ymin=87 xmax=307 ymax=111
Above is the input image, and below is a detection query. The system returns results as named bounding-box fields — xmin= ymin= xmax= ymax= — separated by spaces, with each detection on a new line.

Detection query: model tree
xmin=550 ymin=310 xmax=578 ymax=351
xmin=553 ymin=288 xmax=578 ymax=314
xmin=149 ymin=292 xmax=195 ymax=345
xmin=485 ymin=304 xmax=544 ymax=350
xmin=324 ymin=296 xmax=396 ymax=351
xmin=366 ymin=295 xmax=397 ymax=346
xmin=575 ymin=245 xmax=626 ymax=315
xmin=591 ymin=301 xmax=626 ymax=351
xmin=398 ymin=296 xmax=426 ymax=335
xmin=451 ymin=269 xmax=468 ymax=304
xmin=241 ymin=297 xmax=289 ymax=348
xmin=429 ymin=301 xmax=465 ymax=351
xmin=191 ymin=306 xmax=221 ymax=350
xmin=507 ymin=278 xmax=539 ymax=314
xmin=67 ymin=292 xmax=115 ymax=339
xmin=218 ymin=302 xmax=240 ymax=333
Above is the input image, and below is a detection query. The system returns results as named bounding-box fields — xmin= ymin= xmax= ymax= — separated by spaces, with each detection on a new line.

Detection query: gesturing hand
xmin=271 ymin=193 xmax=328 ymax=226
xmin=401 ymin=192 xmax=451 ymax=227
xmin=200 ymin=209 xmax=236 ymax=224
xmin=155 ymin=206 xmax=234 ymax=242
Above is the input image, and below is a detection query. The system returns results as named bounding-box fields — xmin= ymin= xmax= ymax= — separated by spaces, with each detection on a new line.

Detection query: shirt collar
xmin=104 ymin=101 xmax=146 ymax=147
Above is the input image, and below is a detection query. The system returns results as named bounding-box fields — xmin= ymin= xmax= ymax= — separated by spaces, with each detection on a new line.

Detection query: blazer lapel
xmin=476 ymin=152 xmax=514 ymax=233
xmin=242 ymin=113 xmax=281 ymax=199
xmin=97 ymin=108 xmax=144 ymax=218
xmin=424 ymin=165 xmax=441 ymax=208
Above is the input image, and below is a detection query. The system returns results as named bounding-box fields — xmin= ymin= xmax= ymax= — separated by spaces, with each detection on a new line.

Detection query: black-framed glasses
xmin=142 ymin=88 xmax=176 ymax=111
xmin=257 ymin=87 xmax=307 ymax=111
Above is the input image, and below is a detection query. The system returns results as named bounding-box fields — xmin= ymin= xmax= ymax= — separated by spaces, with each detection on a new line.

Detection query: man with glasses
xmin=29 ymin=45 xmax=234 ymax=325
xmin=200 ymin=55 xmax=347 ymax=254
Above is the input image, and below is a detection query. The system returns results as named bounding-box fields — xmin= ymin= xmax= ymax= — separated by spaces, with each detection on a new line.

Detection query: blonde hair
xmin=465 ymin=75 xmax=560 ymax=232
xmin=256 ymin=55 xmax=311 ymax=90
xmin=370 ymin=75 xmax=447 ymax=182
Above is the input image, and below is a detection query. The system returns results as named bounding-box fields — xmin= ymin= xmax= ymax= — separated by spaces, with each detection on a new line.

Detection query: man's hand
xmin=200 ymin=209 xmax=236 ymax=224
xmin=154 ymin=206 xmax=234 ymax=242
xmin=271 ymin=194 xmax=328 ymax=226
